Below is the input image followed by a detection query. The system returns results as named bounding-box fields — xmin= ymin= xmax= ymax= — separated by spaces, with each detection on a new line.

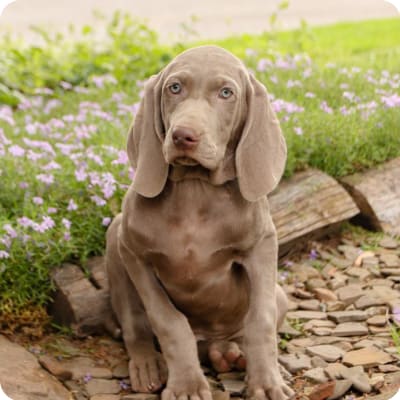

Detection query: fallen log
xmin=270 ymin=169 xmax=360 ymax=257
xmin=340 ymin=157 xmax=400 ymax=235
xmin=50 ymin=261 xmax=120 ymax=338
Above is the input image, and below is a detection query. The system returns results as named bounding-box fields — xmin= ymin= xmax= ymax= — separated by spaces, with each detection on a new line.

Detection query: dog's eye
xmin=169 ymin=83 xmax=182 ymax=94
xmin=219 ymin=87 xmax=233 ymax=99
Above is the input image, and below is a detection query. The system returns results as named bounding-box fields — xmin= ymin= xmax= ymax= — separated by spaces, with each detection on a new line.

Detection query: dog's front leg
xmin=242 ymin=230 xmax=294 ymax=400
xmin=118 ymin=239 xmax=211 ymax=400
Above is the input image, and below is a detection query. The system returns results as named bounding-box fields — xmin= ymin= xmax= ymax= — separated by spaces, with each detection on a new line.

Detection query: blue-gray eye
xmin=169 ymin=83 xmax=182 ymax=94
xmin=219 ymin=87 xmax=233 ymax=99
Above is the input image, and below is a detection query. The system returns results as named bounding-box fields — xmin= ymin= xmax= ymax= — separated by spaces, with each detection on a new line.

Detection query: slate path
xmin=1 ymin=229 xmax=400 ymax=400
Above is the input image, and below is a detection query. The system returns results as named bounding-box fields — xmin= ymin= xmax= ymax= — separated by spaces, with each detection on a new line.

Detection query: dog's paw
xmin=247 ymin=372 xmax=294 ymax=400
xmin=208 ymin=340 xmax=246 ymax=372
xmin=129 ymin=350 xmax=167 ymax=393
xmin=161 ymin=372 xmax=211 ymax=400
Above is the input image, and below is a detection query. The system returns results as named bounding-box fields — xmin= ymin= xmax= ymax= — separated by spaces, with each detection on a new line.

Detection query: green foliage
xmin=0 ymin=12 xmax=175 ymax=96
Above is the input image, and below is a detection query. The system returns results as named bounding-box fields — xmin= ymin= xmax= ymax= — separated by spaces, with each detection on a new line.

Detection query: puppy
xmin=106 ymin=45 xmax=293 ymax=400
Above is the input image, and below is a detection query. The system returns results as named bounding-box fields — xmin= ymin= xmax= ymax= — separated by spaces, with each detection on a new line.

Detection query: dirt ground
xmin=5 ymin=226 xmax=400 ymax=400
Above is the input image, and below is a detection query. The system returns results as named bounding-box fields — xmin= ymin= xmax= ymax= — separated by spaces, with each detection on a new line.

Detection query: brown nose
xmin=172 ymin=127 xmax=199 ymax=150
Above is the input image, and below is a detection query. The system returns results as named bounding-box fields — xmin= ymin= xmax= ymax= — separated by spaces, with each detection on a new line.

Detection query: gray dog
xmin=105 ymin=45 xmax=294 ymax=400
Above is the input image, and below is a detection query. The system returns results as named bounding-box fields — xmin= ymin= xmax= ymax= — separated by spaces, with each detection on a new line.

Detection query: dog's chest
xmin=130 ymin=180 xmax=264 ymax=270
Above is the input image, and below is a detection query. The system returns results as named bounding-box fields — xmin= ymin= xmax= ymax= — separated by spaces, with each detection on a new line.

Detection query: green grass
xmin=214 ymin=18 xmax=400 ymax=70
xmin=0 ymin=13 xmax=399 ymax=329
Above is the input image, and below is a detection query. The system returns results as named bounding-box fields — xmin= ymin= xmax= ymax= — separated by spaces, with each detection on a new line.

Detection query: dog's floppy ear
xmin=235 ymin=73 xmax=286 ymax=202
xmin=127 ymin=73 xmax=168 ymax=198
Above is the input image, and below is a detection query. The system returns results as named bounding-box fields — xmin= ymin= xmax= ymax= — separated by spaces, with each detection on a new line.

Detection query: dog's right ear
xmin=127 ymin=73 xmax=169 ymax=198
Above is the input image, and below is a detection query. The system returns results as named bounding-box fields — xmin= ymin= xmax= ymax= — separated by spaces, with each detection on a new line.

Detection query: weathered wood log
xmin=340 ymin=158 xmax=400 ymax=235
xmin=50 ymin=261 xmax=120 ymax=338
xmin=269 ymin=169 xmax=360 ymax=257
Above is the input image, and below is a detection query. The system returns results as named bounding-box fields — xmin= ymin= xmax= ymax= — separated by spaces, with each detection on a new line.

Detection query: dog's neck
xmin=168 ymin=152 xmax=236 ymax=186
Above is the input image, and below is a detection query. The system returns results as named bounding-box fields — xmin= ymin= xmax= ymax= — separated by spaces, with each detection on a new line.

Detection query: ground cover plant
xmin=0 ymin=13 xmax=399 ymax=330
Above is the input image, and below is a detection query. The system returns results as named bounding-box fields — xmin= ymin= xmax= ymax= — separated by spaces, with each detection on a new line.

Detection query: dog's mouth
xmin=173 ymin=157 xmax=199 ymax=166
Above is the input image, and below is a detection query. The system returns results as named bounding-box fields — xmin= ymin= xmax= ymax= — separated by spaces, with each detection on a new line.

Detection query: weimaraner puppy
xmin=106 ymin=45 xmax=294 ymax=400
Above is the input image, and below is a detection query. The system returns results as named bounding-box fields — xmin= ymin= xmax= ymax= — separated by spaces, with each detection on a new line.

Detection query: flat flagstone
xmin=335 ymin=284 xmax=364 ymax=304
xmin=278 ymin=353 xmax=312 ymax=373
xmin=327 ymin=310 xmax=367 ymax=323
xmin=306 ymin=345 xmax=345 ymax=362
xmin=286 ymin=311 xmax=327 ymax=320
xmin=342 ymin=347 xmax=393 ymax=367
xmin=332 ymin=322 xmax=369 ymax=336
xmin=85 ymin=379 xmax=121 ymax=397
xmin=0 ymin=335 xmax=71 ymax=400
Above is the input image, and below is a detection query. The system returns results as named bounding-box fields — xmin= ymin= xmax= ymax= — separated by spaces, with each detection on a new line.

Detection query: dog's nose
xmin=172 ymin=127 xmax=199 ymax=150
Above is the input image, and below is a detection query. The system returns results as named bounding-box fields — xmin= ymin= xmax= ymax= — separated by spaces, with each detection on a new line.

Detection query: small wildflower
xmin=67 ymin=199 xmax=78 ymax=211
xmin=393 ymin=307 xmax=400 ymax=324
xmin=3 ymin=224 xmax=17 ymax=239
xmin=320 ymin=101 xmax=333 ymax=114
xmin=294 ymin=127 xmax=303 ymax=136
xmin=309 ymin=249 xmax=318 ymax=260
xmin=119 ymin=380 xmax=130 ymax=390
xmin=37 ymin=173 xmax=54 ymax=185
xmin=91 ymin=195 xmax=106 ymax=207
xmin=33 ymin=197 xmax=44 ymax=205
xmin=102 ymin=217 xmax=112 ymax=227
xmin=17 ymin=216 xmax=34 ymax=228
xmin=8 ymin=145 xmax=25 ymax=157
xmin=0 ymin=250 xmax=9 ymax=259
xmin=62 ymin=218 xmax=71 ymax=230
xmin=83 ymin=373 xmax=92 ymax=383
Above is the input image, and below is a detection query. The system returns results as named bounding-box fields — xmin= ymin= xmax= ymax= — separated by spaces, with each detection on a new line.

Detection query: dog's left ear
xmin=127 ymin=73 xmax=168 ymax=198
xmin=236 ymin=74 xmax=286 ymax=202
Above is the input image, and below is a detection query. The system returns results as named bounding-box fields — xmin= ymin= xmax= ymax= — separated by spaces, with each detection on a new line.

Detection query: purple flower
xmin=47 ymin=207 xmax=58 ymax=214
xmin=8 ymin=145 xmax=25 ymax=157
xmin=119 ymin=380 xmax=130 ymax=390
xmin=23 ymin=138 xmax=55 ymax=155
xmin=381 ymin=94 xmax=400 ymax=108
xmin=42 ymin=161 xmax=61 ymax=171
xmin=17 ymin=216 xmax=34 ymax=228
xmin=112 ymin=150 xmax=129 ymax=165
xmin=83 ymin=373 xmax=92 ymax=383
xmin=37 ymin=216 xmax=55 ymax=233
xmin=0 ymin=250 xmax=9 ymax=259
xmin=19 ymin=182 xmax=29 ymax=189
xmin=309 ymin=249 xmax=318 ymax=260
xmin=60 ymin=81 xmax=73 ymax=90
xmin=0 ymin=128 xmax=11 ymax=145
xmin=257 ymin=58 xmax=272 ymax=72
xmin=91 ymin=195 xmax=106 ymax=207
xmin=27 ymin=150 xmax=46 ymax=161
xmin=294 ymin=127 xmax=303 ymax=136
xmin=102 ymin=217 xmax=111 ymax=226
xmin=67 ymin=199 xmax=78 ymax=211
xmin=3 ymin=224 xmax=17 ymax=239
xmin=320 ymin=101 xmax=333 ymax=114
xmin=36 ymin=174 xmax=54 ymax=185
xmin=62 ymin=218 xmax=71 ymax=230
xmin=75 ymin=168 xmax=87 ymax=182
xmin=283 ymin=260 xmax=293 ymax=267
xmin=278 ymin=271 xmax=289 ymax=283
xmin=393 ymin=307 xmax=400 ymax=324
xmin=305 ymin=92 xmax=315 ymax=98
xmin=64 ymin=232 xmax=71 ymax=241
xmin=0 ymin=235 xmax=12 ymax=248
xmin=33 ymin=197 xmax=44 ymax=205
